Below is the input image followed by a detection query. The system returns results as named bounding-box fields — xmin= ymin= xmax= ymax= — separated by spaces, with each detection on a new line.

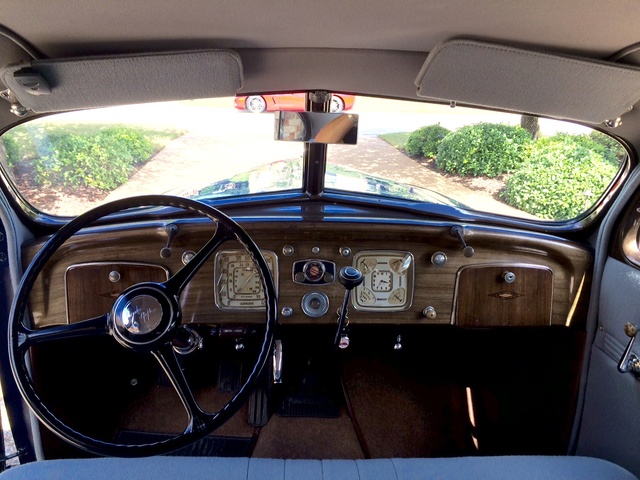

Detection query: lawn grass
xmin=379 ymin=132 xmax=410 ymax=150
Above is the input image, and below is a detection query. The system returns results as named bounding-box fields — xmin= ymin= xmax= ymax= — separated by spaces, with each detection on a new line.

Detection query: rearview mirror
xmin=274 ymin=111 xmax=358 ymax=144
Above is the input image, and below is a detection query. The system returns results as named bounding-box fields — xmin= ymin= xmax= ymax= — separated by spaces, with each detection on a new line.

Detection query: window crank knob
xmin=618 ymin=323 xmax=640 ymax=377
xmin=624 ymin=323 xmax=638 ymax=338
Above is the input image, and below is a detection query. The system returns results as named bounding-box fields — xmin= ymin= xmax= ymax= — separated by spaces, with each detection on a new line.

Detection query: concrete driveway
xmin=106 ymin=124 xmax=529 ymax=219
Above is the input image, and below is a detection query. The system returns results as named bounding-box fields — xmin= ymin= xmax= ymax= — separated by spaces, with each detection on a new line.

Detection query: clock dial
xmin=352 ymin=251 xmax=414 ymax=311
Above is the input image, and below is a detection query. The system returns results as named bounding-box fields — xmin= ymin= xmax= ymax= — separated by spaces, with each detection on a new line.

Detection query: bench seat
xmin=0 ymin=455 xmax=636 ymax=480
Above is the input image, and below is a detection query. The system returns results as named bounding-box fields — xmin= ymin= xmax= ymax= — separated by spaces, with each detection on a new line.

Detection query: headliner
xmin=2 ymin=0 xmax=640 ymax=59
xmin=2 ymin=1 xmax=640 ymax=150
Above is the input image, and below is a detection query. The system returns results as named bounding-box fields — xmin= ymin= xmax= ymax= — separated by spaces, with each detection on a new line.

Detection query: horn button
xmin=112 ymin=285 xmax=178 ymax=349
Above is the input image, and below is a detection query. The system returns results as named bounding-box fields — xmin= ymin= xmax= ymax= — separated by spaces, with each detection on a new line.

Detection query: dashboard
xmin=23 ymin=219 xmax=593 ymax=329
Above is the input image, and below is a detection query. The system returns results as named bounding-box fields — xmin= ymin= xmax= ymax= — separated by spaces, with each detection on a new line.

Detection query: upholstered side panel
xmin=577 ymin=258 xmax=640 ymax=477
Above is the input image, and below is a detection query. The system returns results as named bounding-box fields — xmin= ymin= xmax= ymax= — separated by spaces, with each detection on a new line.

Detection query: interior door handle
xmin=618 ymin=323 xmax=640 ymax=379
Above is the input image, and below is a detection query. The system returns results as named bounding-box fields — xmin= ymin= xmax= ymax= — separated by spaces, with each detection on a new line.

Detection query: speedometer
xmin=214 ymin=250 xmax=278 ymax=310
xmin=352 ymin=250 xmax=414 ymax=311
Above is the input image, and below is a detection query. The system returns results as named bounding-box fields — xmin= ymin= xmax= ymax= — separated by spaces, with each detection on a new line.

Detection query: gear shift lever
xmin=334 ymin=266 xmax=364 ymax=348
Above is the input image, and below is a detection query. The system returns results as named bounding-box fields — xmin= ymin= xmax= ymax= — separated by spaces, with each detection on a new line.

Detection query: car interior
xmin=0 ymin=1 xmax=640 ymax=479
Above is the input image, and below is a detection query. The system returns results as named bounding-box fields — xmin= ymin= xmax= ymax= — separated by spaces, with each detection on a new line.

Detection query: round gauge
xmin=214 ymin=250 xmax=278 ymax=310
xmin=352 ymin=251 xmax=414 ymax=312
xmin=233 ymin=266 xmax=261 ymax=294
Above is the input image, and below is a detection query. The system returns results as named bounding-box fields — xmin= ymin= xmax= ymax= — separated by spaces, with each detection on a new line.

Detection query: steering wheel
xmin=8 ymin=195 xmax=277 ymax=457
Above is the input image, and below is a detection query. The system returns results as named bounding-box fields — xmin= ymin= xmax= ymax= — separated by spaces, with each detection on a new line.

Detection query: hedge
xmin=435 ymin=123 xmax=531 ymax=177
xmin=501 ymin=133 xmax=620 ymax=220
xmin=405 ymin=124 xmax=451 ymax=158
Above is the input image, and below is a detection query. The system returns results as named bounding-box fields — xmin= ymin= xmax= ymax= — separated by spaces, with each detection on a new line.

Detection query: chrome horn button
xmin=111 ymin=284 xmax=179 ymax=350
xmin=120 ymin=295 xmax=163 ymax=335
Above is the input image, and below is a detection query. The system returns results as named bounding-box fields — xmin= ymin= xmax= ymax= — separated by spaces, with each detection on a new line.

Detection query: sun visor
xmin=1 ymin=50 xmax=243 ymax=113
xmin=415 ymin=39 xmax=640 ymax=124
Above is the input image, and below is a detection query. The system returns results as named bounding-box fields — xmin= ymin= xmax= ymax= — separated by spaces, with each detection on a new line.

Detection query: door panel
xmin=0 ymin=196 xmax=37 ymax=464
xmin=577 ymin=258 xmax=640 ymax=476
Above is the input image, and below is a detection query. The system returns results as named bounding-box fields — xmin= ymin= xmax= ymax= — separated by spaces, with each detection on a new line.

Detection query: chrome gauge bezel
xmin=214 ymin=249 xmax=278 ymax=310
xmin=352 ymin=250 xmax=414 ymax=312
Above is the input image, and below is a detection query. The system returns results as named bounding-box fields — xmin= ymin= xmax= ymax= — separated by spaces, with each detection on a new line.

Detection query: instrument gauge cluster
xmin=352 ymin=250 xmax=414 ymax=311
xmin=214 ymin=250 xmax=278 ymax=310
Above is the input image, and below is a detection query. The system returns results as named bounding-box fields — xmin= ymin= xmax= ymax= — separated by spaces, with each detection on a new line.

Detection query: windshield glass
xmin=328 ymin=97 xmax=627 ymax=221
xmin=0 ymin=95 xmax=627 ymax=222
xmin=0 ymin=98 xmax=302 ymax=216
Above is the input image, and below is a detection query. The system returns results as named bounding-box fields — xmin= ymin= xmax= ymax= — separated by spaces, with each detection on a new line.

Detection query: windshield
xmin=0 ymin=95 xmax=627 ymax=222
xmin=0 ymin=98 xmax=303 ymax=216
xmin=328 ymin=98 xmax=627 ymax=221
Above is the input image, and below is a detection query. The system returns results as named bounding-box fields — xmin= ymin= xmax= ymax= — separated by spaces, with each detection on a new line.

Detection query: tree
xmin=520 ymin=115 xmax=540 ymax=140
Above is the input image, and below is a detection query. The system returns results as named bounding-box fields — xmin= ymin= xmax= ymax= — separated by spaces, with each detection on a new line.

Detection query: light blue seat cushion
xmin=0 ymin=455 xmax=636 ymax=480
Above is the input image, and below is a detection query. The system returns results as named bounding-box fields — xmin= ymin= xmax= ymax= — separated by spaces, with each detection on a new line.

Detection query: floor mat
xmin=341 ymin=356 xmax=473 ymax=458
xmin=116 ymin=431 xmax=255 ymax=457
xmin=252 ymin=410 xmax=364 ymax=459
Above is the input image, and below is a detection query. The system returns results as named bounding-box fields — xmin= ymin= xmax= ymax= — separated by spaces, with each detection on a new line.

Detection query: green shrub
xmin=1 ymin=133 xmax=22 ymax=168
xmin=35 ymin=126 xmax=153 ymax=190
xmin=502 ymin=133 xmax=619 ymax=220
xmin=405 ymin=124 xmax=451 ymax=158
xmin=436 ymin=123 xmax=530 ymax=177
xmin=589 ymin=130 xmax=627 ymax=164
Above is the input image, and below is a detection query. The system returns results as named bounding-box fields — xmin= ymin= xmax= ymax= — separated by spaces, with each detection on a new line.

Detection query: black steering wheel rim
xmin=8 ymin=195 xmax=278 ymax=457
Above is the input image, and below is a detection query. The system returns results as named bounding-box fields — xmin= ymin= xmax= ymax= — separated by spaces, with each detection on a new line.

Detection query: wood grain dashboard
xmin=23 ymin=220 xmax=593 ymax=329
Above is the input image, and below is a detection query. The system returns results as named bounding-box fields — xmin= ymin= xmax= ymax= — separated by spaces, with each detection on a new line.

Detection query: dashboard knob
xmin=503 ymin=271 xmax=516 ymax=284
xmin=423 ymin=306 xmax=437 ymax=319
xmin=339 ymin=266 xmax=363 ymax=290
xmin=431 ymin=252 xmax=447 ymax=267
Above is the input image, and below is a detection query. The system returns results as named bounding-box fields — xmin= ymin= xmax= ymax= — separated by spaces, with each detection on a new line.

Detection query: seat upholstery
xmin=0 ymin=456 xmax=636 ymax=480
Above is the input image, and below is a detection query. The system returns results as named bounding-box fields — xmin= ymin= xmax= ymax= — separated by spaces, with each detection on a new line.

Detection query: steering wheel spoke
xmin=151 ymin=343 xmax=210 ymax=433
xmin=163 ymin=223 xmax=233 ymax=296
xmin=16 ymin=313 xmax=110 ymax=352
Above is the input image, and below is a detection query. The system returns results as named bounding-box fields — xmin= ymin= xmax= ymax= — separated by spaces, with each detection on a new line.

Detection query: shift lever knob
xmin=334 ymin=266 xmax=363 ymax=349
xmin=339 ymin=266 xmax=363 ymax=290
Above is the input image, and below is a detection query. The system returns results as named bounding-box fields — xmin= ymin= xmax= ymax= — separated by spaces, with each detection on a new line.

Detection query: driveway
xmin=107 ymin=130 xmax=530 ymax=219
